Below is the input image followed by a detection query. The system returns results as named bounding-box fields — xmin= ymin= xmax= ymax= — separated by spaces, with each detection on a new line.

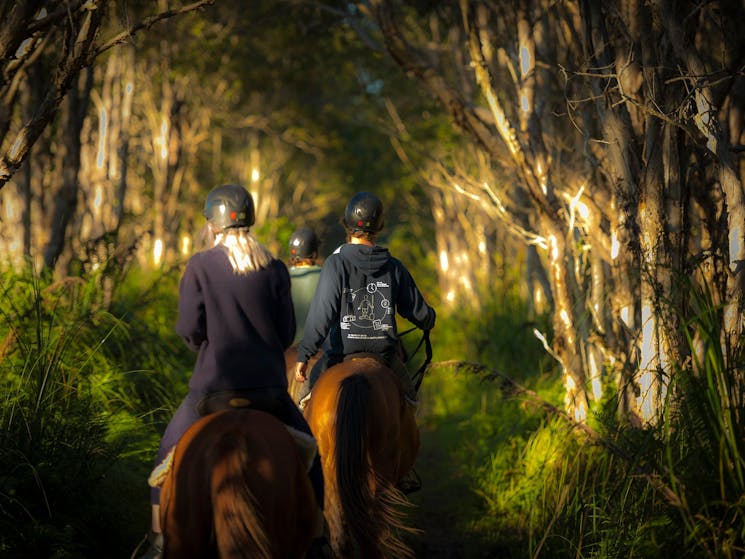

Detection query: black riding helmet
xmin=344 ymin=191 xmax=384 ymax=233
xmin=203 ymin=184 xmax=255 ymax=230
xmin=289 ymin=227 xmax=320 ymax=259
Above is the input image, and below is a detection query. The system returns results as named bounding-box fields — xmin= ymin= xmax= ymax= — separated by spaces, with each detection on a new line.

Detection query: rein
xmin=400 ymin=327 xmax=432 ymax=392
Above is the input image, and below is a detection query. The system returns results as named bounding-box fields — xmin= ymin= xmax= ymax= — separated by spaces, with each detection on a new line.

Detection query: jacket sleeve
xmin=296 ymin=257 xmax=342 ymax=362
xmin=175 ymin=257 xmax=207 ymax=351
xmin=273 ymin=261 xmax=297 ymax=351
xmin=395 ymin=262 xmax=436 ymax=331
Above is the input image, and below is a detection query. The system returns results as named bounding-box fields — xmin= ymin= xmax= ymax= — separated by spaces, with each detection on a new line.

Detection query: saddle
xmin=195 ymin=389 xmax=285 ymax=416
xmin=148 ymin=390 xmax=318 ymax=488
xmin=343 ymin=352 xmax=387 ymax=365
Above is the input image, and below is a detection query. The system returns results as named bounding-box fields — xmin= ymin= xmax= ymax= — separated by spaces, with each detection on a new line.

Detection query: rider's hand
xmin=295 ymin=361 xmax=308 ymax=382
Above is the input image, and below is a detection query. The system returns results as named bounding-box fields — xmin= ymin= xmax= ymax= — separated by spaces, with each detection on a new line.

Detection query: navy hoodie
xmin=297 ymin=243 xmax=436 ymax=363
xmin=176 ymin=246 xmax=295 ymax=394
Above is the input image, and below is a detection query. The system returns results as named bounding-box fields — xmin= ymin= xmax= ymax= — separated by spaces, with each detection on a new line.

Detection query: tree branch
xmin=93 ymin=0 xmax=216 ymax=57
xmin=0 ymin=0 xmax=217 ymax=191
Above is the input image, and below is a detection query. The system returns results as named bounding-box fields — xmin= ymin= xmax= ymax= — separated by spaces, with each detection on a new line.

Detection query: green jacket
xmin=289 ymin=265 xmax=322 ymax=344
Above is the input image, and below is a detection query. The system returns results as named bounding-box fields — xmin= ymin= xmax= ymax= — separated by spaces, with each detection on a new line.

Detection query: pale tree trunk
xmin=653 ymin=0 xmax=745 ymax=353
xmin=431 ymin=189 xmax=458 ymax=308
xmin=634 ymin=3 xmax=677 ymax=422
xmin=465 ymin=1 xmax=591 ymax=417
xmin=578 ymin=0 xmax=645 ymax=421
xmin=115 ymin=45 xmax=135 ymax=234
xmin=366 ymin=0 xmax=744 ymax=425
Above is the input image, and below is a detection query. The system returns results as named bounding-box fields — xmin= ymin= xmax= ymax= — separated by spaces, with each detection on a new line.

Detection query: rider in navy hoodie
xmin=295 ymin=191 xmax=436 ymax=406
xmin=140 ymin=184 xmax=325 ymax=559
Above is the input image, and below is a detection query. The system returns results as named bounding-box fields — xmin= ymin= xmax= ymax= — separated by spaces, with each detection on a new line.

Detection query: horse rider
xmin=294 ymin=191 xmax=436 ymax=408
xmin=139 ymin=184 xmax=326 ymax=559
xmin=288 ymin=227 xmax=322 ymax=344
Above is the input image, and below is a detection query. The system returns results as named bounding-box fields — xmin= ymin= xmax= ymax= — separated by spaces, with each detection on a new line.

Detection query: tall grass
xmin=0 ymin=264 xmax=191 ymax=558
xmin=468 ymin=285 xmax=744 ymax=557
xmin=412 ymin=280 xmax=743 ymax=558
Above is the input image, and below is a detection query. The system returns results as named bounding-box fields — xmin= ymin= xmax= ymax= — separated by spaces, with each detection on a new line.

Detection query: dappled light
xmin=153 ymin=238 xmax=163 ymax=267
xmin=180 ymin=235 xmax=191 ymax=256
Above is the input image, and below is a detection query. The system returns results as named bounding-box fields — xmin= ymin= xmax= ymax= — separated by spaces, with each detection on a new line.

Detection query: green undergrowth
xmin=2 ymin=261 xmax=742 ymax=558
xmin=404 ymin=285 xmax=563 ymax=557
xmin=0 ymin=263 xmax=191 ymax=558
xmin=407 ymin=282 xmax=744 ymax=558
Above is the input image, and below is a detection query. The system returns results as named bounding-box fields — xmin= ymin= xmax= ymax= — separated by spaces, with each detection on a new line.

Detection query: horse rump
xmin=161 ymin=409 xmax=317 ymax=559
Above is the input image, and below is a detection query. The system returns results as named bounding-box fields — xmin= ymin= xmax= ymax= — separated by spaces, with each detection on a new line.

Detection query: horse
xmin=158 ymin=408 xmax=318 ymax=559
xmin=304 ymin=355 xmax=420 ymax=558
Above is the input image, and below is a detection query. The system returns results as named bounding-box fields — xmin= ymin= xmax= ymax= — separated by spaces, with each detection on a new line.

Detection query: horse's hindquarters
xmin=306 ymin=358 xmax=418 ymax=558
xmin=160 ymin=409 xmax=317 ymax=558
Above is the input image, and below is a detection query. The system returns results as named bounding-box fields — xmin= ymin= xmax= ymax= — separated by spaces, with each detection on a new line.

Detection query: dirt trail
xmin=402 ymin=426 xmax=509 ymax=558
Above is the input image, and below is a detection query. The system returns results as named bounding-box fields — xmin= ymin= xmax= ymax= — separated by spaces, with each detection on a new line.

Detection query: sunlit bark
xmin=366 ymin=0 xmax=744 ymax=423
xmin=653 ymin=0 xmax=745 ymax=352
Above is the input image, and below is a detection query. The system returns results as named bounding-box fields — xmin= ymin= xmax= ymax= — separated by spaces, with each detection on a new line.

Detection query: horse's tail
xmin=336 ymin=373 xmax=415 ymax=558
xmin=336 ymin=374 xmax=378 ymax=553
xmin=210 ymin=430 xmax=272 ymax=559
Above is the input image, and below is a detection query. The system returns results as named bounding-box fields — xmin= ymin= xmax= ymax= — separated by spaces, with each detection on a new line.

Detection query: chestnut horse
xmin=159 ymin=408 xmax=317 ymax=559
xmin=304 ymin=355 xmax=420 ymax=558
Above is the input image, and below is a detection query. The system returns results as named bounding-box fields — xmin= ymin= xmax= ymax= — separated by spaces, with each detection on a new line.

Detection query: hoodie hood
xmin=338 ymin=243 xmax=390 ymax=275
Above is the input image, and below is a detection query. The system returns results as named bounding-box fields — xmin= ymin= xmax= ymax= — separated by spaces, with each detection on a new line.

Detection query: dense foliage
xmin=0 ymin=265 xmax=189 ymax=558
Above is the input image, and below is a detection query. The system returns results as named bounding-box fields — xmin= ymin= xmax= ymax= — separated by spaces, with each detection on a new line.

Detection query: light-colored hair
xmin=205 ymin=225 xmax=274 ymax=274
xmin=348 ymin=230 xmax=377 ymax=244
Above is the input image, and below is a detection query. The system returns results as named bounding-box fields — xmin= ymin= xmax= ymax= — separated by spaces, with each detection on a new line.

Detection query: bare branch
xmin=93 ymin=0 xmax=216 ymax=57
xmin=0 ymin=0 xmax=217 ymax=190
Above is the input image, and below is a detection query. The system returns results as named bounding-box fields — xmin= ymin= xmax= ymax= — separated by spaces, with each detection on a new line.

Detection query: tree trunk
xmin=43 ymin=69 xmax=92 ymax=272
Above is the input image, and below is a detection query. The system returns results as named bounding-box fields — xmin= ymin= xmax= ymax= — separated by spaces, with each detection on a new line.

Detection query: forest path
xmin=403 ymin=410 xmax=511 ymax=558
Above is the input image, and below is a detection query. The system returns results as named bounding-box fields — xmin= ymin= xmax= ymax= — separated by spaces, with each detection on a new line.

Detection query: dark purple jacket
xmin=176 ymin=246 xmax=295 ymax=394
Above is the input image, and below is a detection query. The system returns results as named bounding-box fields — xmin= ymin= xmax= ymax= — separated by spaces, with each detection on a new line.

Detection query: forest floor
xmin=402 ymin=420 xmax=512 ymax=558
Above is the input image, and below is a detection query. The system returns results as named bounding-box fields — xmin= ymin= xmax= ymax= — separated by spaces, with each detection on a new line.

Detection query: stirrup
xmin=305 ymin=536 xmax=333 ymax=559
xmin=132 ymin=531 xmax=163 ymax=559
xmin=299 ymin=392 xmax=312 ymax=410
xmin=396 ymin=469 xmax=422 ymax=494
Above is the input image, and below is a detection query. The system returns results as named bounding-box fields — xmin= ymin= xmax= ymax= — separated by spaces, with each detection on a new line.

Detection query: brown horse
xmin=304 ymin=355 xmax=420 ymax=558
xmin=159 ymin=408 xmax=318 ymax=559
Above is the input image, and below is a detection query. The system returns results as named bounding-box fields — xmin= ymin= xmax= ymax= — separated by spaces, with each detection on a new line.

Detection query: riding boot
xmin=305 ymin=535 xmax=333 ymax=559
xmin=396 ymin=468 xmax=422 ymax=494
xmin=135 ymin=531 xmax=163 ymax=559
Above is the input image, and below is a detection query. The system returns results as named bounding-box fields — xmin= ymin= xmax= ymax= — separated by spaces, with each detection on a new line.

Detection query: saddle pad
xmin=148 ymin=447 xmax=175 ymax=488
xmin=284 ymin=425 xmax=318 ymax=473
